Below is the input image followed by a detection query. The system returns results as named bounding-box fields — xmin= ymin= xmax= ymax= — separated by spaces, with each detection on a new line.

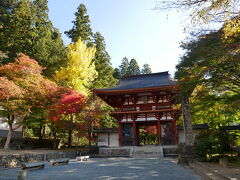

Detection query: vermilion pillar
xmin=118 ymin=121 xmax=122 ymax=146
xmin=132 ymin=120 xmax=137 ymax=146
xmin=173 ymin=120 xmax=178 ymax=144
xmin=157 ymin=119 xmax=161 ymax=145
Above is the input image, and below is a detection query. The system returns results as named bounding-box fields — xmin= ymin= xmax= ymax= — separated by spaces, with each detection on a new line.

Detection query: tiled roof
xmin=220 ymin=125 xmax=240 ymax=131
xmin=95 ymin=71 xmax=177 ymax=91
xmin=177 ymin=124 xmax=209 ymax=130
xmin=92 ymin=128 xmax=118 ymax=133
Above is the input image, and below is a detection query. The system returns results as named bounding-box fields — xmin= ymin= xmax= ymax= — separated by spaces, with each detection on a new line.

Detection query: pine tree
xmin=141 ymin=64 xmax=152 ymax=74
xmin=65 ymin=3 xmax=93 ymax=45
xmin=119 ymin=57 xmax=129 ymax=77
xmin=126 ymin=58 xmax=140 ymax=76
xmin=92 ymin=32 xmax=117 ymax=88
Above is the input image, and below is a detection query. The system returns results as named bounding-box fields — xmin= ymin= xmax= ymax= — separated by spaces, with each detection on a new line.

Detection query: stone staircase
xmin=98 ymin=145 xmax=178 ymax=158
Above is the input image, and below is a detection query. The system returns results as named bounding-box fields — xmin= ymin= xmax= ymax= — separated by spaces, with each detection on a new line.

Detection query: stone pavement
xmin=0 ymin=157 xmax=201 ymax=180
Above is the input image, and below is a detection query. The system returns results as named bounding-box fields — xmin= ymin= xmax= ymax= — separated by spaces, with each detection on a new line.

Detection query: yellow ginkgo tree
xmin=54 ymin=39 xmax=98 ymax=95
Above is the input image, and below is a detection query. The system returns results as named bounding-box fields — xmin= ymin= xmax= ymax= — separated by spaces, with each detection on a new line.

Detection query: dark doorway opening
xmin=161 ymin=121 xmax=175 ymax=145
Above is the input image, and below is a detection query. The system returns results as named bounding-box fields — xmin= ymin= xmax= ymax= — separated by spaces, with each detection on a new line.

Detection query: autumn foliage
xmin=0 ymin=53 xmax=59 ymax=149
xmin=146 ymin=126 xmax=157 ymax=135
xmin=49 ymin=89 xmax=87 ymax=123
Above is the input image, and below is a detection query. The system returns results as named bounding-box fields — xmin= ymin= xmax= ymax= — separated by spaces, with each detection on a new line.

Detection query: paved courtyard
xmin=0 ymin=158 xmax=201 ymax=180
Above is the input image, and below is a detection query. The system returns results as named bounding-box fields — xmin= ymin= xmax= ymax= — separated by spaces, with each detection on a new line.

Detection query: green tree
xmin=119 ymin=57 xmax=129 ymax=77
xmin=32 ymin=0 xmax=51 ymax=34
xmin=0 ymin=0 xmax=67 ymax=78
xmin=156 ymin=0 xmax=240 ymax=148
xmin=32 ymin=28 xmax=67 ymax=77
xmin=141 ymin=64 xmax=152 ymax=74
xmin=126 ymin=58 xmax=140 ymax=76
xmin=0 ymin=51 xmax=8 ymax=65
xmin=176 ymin=29 xmax=240 ymax=98
xmin=175 ymin=24 xmax=240 ymax=146
xmin=31 ymin=0 xmax=67 ymax=78
xmin=191 ymin=88 xmax=240 ymax=128
xmin=0 ymin=0 xmax=38 ymax=62
xmin=65 ymin=3 xmax=93 ymax=45
xmin=113 ymin=68 xmax=121 ymax=80
xmin=92 ymin=32 xmax=117 ymax=88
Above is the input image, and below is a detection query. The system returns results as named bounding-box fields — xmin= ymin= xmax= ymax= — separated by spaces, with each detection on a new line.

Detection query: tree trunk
xmin=38 ymin=123 xmax=43 ymax=140
xmin=181 ymin=93 xmax=194 ymax=146
xmin=67 ymin=129 xmax=72 ymax=147
xmin=42 ymin=125 xmax=45 ymax=137
xmin=4 ymin=114 xmax=24 ymax=150
xmin=4 ymin=126 xmax=12 ymax=150
xmin=88 ymin=126 xmax=92 ymax=154
xmin=67 ymin=114 xmax=75 ymax=147
xmin=52 ymin=126 xmax=58 ymax=149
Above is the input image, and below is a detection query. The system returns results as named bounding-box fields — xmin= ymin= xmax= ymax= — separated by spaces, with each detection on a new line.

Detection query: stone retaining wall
xmin=99 ymin=148 xmax=132 ymax=157
xmin=0 ymin=151 xmax=79 ymax=168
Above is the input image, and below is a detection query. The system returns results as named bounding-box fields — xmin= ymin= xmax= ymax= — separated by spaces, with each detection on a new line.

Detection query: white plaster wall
xmin=178 ymin=130 xmax=202 ymax=143
xmin=178 ymin=130 xmax=185 ymax=143
xmin=0 ymin=117 xmax=22 ymax=132
xmin=147 ymin=117 xmax=157 ymax=121
xmin=109 ymin=133 xmax=119 ymax=147
xmin=97 ymin=133 xmax=109 ymax=147
xmin=97 ymin=133 xmax=119 ymax=147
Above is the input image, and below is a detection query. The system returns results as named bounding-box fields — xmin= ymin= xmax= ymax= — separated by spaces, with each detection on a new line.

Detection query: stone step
xmin=132 ymin=146 xmax=163 ymax=158
xmin=99 ymin=146 xmax=181 ymax=158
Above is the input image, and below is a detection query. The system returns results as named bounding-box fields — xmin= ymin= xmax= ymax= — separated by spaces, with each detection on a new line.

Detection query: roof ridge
xmin=121 ymin=71 xmax=169 ymax=79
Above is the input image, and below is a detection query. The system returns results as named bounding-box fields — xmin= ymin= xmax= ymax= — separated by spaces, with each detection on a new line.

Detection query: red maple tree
xmin=0 ymin=53 xmax=59 ymax=150
xmin=48 ymin=88 xmax=87 ymax=147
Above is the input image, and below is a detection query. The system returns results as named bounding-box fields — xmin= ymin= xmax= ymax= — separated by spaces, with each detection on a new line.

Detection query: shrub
xmin=194 ymin=130 xmax=223 ymax=161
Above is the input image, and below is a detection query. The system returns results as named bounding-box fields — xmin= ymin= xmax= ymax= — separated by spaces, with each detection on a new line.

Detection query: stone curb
xmin=0 ymin=150 xmax=79 ymax=168
xmin=189 ymin=161 xmax=231 ymax=180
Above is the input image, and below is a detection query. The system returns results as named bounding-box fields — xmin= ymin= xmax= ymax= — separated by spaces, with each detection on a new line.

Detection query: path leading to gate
xmin=0 ymin=158 xmax=201 ymax=180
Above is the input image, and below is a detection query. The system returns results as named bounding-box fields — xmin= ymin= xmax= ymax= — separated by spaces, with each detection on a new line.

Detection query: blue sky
xmin=48 ymin=0 xmax=186 ymax=76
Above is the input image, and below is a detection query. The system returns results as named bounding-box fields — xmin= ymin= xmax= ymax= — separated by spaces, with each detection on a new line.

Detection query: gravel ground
xmin=0 ymin=158 xmax=201 ymax=180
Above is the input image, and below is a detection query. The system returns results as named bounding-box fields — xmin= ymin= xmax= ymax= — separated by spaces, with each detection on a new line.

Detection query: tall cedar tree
xmin=31 ymin=0 xmax=67 ymax=77
xmin=0 ymin=0 xmax=37 ymax=61
xmin=65 ymin=4 xmax=118 ymax=130
xmin=113 ymin=68 xmax=121 ymax=80
xmin=119 ymin=57 xmax=129 ymax=77
xmin=126 ymin=58 xmax=140 ymax=76
xmin=65 ymin=3 xmax=94 ymax=45
xmin=32 ymin=28 xmax=67 ymax=77
xmin=92 ymin=32 xmax=117 ymax=88
xmin=0 ymin=0 xmax=67 ymax=77
xmin=141 ymin=64 xmax=152 ymax=74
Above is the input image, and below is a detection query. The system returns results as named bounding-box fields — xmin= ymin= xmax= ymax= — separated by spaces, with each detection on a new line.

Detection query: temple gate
xmin=94 ymin=71 xmax=180 ymax=146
